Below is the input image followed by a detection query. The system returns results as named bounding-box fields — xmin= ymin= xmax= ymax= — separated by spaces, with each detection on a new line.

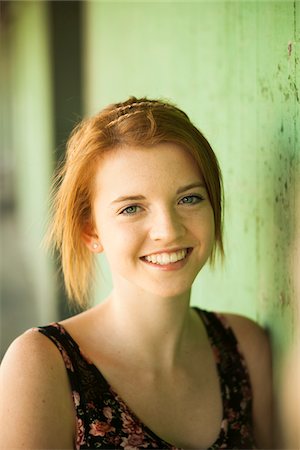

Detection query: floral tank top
xmin=37 ymin=309 xmax=256 ymax=449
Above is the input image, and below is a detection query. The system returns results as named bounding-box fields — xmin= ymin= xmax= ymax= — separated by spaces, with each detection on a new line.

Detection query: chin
xmin=146 ymin=283 xmax=193 ymax=300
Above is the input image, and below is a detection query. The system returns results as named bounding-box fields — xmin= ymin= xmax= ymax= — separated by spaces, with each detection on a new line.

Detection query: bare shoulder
xmin=0 ymin=329 xmax=75 ymax=449
xmin=221 ymin=313 xmax=273 ymax=449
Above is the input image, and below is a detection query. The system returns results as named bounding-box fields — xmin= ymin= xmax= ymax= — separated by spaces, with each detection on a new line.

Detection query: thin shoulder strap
xmin=197 ymin=308 xmax=253 ymax=421
xmin=37 ymin=323 xmax=85 ymax=396
xmin=199 ymin=310 xmax=238 ymax=350
xmin=198 ymin=309 xmax=250 ymax=372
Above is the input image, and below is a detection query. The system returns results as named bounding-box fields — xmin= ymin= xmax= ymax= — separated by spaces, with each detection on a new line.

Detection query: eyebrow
xmin=176 ymin=182 xmax=206 ymax=194
xmin=111 ymin=182 xmax=206 ymax=205
xmin=111 ymin=195 xmax=146 ymax=205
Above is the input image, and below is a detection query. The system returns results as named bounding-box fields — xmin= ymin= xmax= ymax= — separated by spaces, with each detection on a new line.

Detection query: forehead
xmin=94 ymin=143 xmax=203 ymax=192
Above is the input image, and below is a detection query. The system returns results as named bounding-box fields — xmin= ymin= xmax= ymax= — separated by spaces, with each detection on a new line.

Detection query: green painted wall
xmin=84 ymin=0 xmax=299 ymax=385
xmin=6 ymin=1 xmax=56 ymax=325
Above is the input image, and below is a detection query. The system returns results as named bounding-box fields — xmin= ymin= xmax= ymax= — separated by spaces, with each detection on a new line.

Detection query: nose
xmin=149 ymin=207 xmax=186 ymax=242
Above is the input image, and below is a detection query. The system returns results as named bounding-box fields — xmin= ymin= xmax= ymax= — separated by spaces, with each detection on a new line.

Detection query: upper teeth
xmin=144 ymin=249 xmax=187 ymax=265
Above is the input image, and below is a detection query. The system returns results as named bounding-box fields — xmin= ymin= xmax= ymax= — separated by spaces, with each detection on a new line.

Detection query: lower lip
xmin=140 ymin=249 xmax=192 ymax=271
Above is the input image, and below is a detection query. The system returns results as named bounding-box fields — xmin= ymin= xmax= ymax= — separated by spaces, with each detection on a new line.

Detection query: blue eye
xmin=179 ymin=195 xmax=203 ymax=205
xmin=120 ymin=205 xmax=141 ymax=215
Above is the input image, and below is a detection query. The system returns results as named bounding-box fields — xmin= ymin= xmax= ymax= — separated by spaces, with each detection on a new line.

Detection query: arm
xmin=224 ymin=314 xmax=273 ymax=449
xmin=0 ymin=330 xmax=75 ymax=449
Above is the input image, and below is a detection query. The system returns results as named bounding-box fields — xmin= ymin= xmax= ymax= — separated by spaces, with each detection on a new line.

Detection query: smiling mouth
xmin=141 ymin=248 xmax=192 ymax=266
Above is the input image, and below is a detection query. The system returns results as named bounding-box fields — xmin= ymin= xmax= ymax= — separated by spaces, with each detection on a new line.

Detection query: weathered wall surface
xmin=84 ymin=0 xmax=299 ymax=387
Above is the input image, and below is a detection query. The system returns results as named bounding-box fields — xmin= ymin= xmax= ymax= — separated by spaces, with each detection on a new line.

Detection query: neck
xmin=103 ymin=286 xmax=195 ymax=370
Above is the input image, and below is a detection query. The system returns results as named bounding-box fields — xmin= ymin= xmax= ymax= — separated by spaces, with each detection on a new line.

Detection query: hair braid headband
xmin=106 ymin=108 xmax=145 ymax=128
xmin=105 ymin=99 xmax=188 ymax=128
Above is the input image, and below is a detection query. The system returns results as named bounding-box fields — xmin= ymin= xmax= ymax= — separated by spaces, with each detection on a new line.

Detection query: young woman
xmin=0 ymin=97 xmax=273 ymax=449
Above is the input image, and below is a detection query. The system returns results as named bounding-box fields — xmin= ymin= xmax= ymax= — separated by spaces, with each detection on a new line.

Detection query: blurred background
xmin=0 ymin=0 xmax=299 ymax=445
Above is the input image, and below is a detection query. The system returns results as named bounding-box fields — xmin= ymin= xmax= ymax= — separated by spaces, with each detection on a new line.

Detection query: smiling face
xmin=87 ymin=143 xmax=215 ymax=299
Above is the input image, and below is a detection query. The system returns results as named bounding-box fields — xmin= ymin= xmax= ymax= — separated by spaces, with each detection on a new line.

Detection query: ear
xmin=81 ymin=222 xmax=103 ymax=253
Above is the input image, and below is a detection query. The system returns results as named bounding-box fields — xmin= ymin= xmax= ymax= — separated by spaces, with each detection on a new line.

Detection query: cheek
xmin=98 ymin=221 xmax=142 ymax=256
